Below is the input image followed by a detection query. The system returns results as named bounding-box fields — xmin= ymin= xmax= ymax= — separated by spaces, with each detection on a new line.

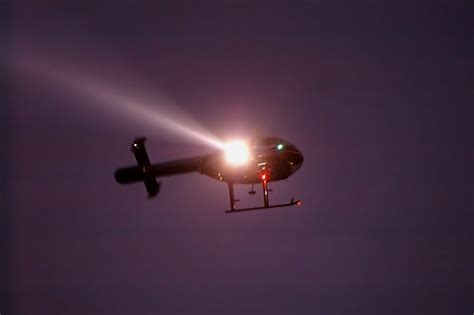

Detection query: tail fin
xmin=131 ymin=137 xmax=160 ymax=197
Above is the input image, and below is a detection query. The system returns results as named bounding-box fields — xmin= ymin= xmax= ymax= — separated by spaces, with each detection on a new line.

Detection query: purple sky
xmin=2 ymin=1 xmax=473 ymax=314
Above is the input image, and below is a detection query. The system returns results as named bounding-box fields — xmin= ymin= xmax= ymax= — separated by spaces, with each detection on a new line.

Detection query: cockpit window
xmin=251 ymin=137 xmax=289 ymax=150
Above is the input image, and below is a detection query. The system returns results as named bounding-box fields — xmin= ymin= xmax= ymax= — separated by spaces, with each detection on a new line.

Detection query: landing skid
xmin=225 ymin=199 xmax=301 ymax=213
xmin=225 ymin=180 xmax=301 ymax=214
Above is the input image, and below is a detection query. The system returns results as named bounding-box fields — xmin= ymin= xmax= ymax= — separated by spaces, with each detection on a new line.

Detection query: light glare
xmin=224 ymin=141 xmax=250 ymax=165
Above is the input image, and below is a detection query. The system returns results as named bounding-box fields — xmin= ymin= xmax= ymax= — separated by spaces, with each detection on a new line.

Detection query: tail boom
xmin=114 ymin=138 xmax=206 ymax=197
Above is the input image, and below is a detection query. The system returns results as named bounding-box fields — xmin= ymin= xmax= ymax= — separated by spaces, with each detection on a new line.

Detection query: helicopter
xmin=114 ymin=137 xmax=304 ymax=213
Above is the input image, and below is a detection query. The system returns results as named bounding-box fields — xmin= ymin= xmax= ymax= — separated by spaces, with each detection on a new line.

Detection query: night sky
xmin=2 ymin=1 xmax=473 ymax=314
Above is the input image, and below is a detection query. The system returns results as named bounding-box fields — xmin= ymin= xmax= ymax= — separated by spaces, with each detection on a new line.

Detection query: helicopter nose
xmin=287 ymin=146 xmax=304 ymax=174
xmin=295 ymin=148 xmax=304 ymax=164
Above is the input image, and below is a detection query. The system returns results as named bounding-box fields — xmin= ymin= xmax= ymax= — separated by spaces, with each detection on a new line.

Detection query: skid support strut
xmin=262 ymin=179 xmax=269 ymax=208
xmin=228 ymin=183 xmax=235 ymax=211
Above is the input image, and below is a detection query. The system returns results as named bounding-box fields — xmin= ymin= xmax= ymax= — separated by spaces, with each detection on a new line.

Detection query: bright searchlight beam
xmin=14 ymin=54 xmax=225 ymax=150
xmin=224 ymin=141 xmax=250 ymax=165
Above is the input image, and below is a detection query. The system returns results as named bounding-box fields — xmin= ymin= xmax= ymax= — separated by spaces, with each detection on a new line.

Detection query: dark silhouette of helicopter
xmin=114 ymin=137 xmax=303 ymax=213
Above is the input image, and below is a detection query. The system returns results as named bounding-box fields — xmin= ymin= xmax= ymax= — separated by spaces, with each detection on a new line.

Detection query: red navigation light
xmin=297 ymin=201 xmax=302 ymax=206
xmin=260 ymin=171 xmax=270 ymax=181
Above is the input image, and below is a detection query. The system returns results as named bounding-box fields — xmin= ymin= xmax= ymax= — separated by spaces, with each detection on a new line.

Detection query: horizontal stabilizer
xmin=131 ymin=138 xmax=160 ymax=197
